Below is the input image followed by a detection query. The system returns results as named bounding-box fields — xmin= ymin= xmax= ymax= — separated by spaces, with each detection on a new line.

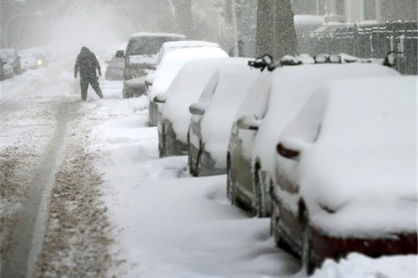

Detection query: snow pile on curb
xmin=312 ymin=253 xmax=417 ymax=278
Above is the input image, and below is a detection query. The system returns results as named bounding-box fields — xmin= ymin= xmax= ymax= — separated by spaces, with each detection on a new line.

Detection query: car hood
xmin=298 ymin=145 xmax=417 ymax=237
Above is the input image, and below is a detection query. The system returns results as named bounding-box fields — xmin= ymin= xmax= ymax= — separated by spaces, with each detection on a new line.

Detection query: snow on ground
xmin=0 ymin=64 xmax=75 ymax=265
xmin=312 ymin=254 xmax=417 ymax=278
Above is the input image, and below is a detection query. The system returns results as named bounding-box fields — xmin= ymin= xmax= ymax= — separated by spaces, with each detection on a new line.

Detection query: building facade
xmin=324 ymin=0 xmax=417 ymax=23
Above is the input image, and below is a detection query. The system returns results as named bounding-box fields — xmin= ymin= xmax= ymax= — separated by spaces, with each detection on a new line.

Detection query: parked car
xmin=154 ymin=41 xmax=221 ymax=68
xmin=158 ymin=58 xmax=241 ymax=158
xmin=105 ymin=49 xmax=125 ymax=80
xmin=0 ymin=57 xmax=14 ymax=81
xmin=227 ymin=55 xmax=399 ymax=217
xmin=147 ymin=40 xmax=224 ymax=101
xmin=147 ymin=46 xmax=228 ymax=126
xmin=188 ymin=58 xmax=260 ymax=177
xmin=272 ymin=76 xmax=417 ymax=274
xmin=19 ymin=48 xmax=48 ymax=71
xmin=0 ymin=48 xmax=22 ymax=74
xmin=122 ymin=32 xmax=185 ymax=98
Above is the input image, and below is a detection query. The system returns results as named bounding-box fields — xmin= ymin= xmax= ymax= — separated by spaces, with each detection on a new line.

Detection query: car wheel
xmin=226 ymin=157 xmax=236 ymax=205
xmin=159 ymin=137 xmax=165 ymax=158
xmin=187 ymin=134 xmax=194 ymax=175
xmin=123 ymin=87 xmax=132 ymax=98
xmin=302 ymin=210 xmax=315 ymax=275
xmin=195 ymin=147 xmax=202 ymax=177
xmin=271 ymin=205 xmax=279 ymax=241
xmin=254 ymin=166 xmax=267 ymax=217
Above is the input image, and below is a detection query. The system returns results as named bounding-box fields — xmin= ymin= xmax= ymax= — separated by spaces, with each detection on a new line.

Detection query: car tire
xmin=195 ymin=146 xmax=202 ymax=177
xmin=159 ymin=137 xmax=165 ymax=158
xmin=271 ymin=205 xmax=280 ymax=242
xmin=302 ymin=210 xmax=315 ymax=275
xmin=187 ymin=134 xmax=194 ymax=175
xmin=226 ymin=156 xmax=236 ymax=205
xmin=122 ymin=87 xmax=132 ymax=98
xmin=254 ymin=166 xmax=268 ymax=217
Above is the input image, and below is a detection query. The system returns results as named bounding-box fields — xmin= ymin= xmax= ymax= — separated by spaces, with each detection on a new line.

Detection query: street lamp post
xmin=4 ymin=11 xmax=42 ymax=48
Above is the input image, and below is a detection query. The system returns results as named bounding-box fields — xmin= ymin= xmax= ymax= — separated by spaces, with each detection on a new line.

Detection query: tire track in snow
xmin=1 ymin=101 xmax=76 ymax=278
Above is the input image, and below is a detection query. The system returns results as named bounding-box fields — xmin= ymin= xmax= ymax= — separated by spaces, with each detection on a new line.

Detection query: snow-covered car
xmin=0 ymin=48 xmax=22 ymax=74
xmin=227 ymin=55 xmax=400 ymax=217
xmin=105 ymin=49 xmax=125 ymax=80
xmin=19 ymin=48 xmax=48 ymax=71
xmin=153 ymin=40 xmax=221 ymax=69
xmin=188 ymin=58 xmax=260 ymax=177
xmin=147 ymin=46 xmax=228 ymax=126
xmin=158 ymin=57 xmax=238 ymax=158
xmin=0 ymin=57 xmax=14 ymax=81
xmin=272 ymin=76 xmax=417 ymax=274
xmin=122 ymin=32 xmax=185 ymax=98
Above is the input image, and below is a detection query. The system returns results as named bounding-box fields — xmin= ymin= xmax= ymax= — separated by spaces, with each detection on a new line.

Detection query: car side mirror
xmin=189 ymin=102 xmax=206 ymax=116
xmin=236 ymin=115 xmax=261 ymax=131
xmin=145 ymin=73 xmax=155 ymax=86
xmin=153 ymin=94 xmax=167 ymax=104
xmin=115 ymin=50 xmax=124 ymax=58
xmin=276 ymin=138 xmax=309 ymax=161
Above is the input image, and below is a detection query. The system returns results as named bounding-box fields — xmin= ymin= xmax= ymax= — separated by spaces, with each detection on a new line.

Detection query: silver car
xmin=188 ymin=59 xmax=260 ymax=177
xmin=105 ymin=50 xmax=125 ymax=80
xmin=227 ymin=55 xmax=399 ymax=217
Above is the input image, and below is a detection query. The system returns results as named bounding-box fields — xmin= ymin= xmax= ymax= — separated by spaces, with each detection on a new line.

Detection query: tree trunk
xmin=256 ymin=0 xmax=298 ymax=59
xmin=173 ymin=0 xmax=194 ymax=37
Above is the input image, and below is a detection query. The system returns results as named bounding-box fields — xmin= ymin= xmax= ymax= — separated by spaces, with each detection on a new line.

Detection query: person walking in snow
xmin=74 ymin=46 xmax=103 ymax=100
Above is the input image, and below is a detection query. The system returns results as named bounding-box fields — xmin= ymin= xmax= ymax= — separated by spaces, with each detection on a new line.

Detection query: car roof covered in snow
xmin=162 ymin=57 xmax=235 ymax=143
xmin=130 ymin=32 xmax=186 ymax=39
xmin=161 ymin=41 xmax=219 ymax=49
xmin=199 ymin=59 xmax=261 ymax=166
xmin=148 ymin=47 xmax=228 ymax=99
xmin=290 ymin=76 xmax=417 ymax=237
xmin=248 ymin=62 xmax=400 ymax=175
xmin=155 ymin=41 xmax=221 ymax=66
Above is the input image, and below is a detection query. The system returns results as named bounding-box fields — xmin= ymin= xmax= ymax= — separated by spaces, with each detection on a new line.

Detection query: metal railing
xmin=299 ymin=21 xmax=418 ymax=74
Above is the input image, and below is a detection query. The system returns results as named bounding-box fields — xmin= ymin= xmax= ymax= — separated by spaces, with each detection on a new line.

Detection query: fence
xmin=299 ymin=21 xmax=418 ymax=75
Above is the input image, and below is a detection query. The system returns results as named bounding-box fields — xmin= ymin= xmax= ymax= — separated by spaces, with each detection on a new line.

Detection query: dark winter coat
xmin=74 ymin=47 xmax=101 ymax=79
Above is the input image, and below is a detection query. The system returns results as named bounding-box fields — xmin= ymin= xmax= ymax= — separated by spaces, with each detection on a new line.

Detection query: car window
xmin=198 ymin=71 xmax=219 ymax=103
xmin=126 ymin=37 xmax=181 ymax=56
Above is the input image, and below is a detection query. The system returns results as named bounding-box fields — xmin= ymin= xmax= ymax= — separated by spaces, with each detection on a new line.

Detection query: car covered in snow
xmin=122 ymin=32 xmax=185 ymax=98
xmin=188 ymin=59 xmax=260 ymax=177
xmin=0 ymin=56 xmax=14 ymax=81
xmin=272 ymin=76 xmax=417 ymax=273
xmin=158 ymin=57 xmax=238 ymax=157
xmin=147 ymin=46 xmax=228 ymax=126
xmin=153 ymin=40 xmax=221 ymax=70
xmin=104 ymin=49 xmax=125 ymax=80
xmin=19 ymin=48 xmax=48 ymax=71
xmin=0 ymin=48 xmax=22 ymax=74
xmin=227 ymin=55 xmax=400 ymax=217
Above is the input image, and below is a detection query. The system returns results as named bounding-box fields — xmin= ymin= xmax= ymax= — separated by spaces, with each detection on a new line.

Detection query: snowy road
xmin=0 ymin=60 xmax=416 ymax=278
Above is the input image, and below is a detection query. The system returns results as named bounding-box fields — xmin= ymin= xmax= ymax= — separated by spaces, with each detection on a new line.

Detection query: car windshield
xmin=126 ymin=37 xmax=181 ymax=56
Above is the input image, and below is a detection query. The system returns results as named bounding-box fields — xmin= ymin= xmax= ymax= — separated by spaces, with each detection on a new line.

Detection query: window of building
xmin=363 ymin=0 xmax=377 ymax=20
